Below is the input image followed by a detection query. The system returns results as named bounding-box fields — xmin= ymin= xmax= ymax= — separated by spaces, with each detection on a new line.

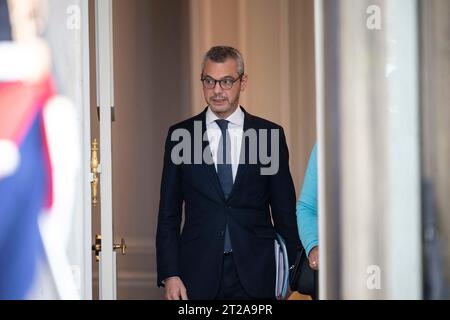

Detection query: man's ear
xmin=240 ymin=74 xmax=248 ymax=91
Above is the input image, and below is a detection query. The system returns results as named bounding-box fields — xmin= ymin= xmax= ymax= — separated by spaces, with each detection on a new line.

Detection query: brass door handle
xmin=91 ymin=139 xmax=100 ymax=206
xmin=92 ymin=235 xmax=127 ymax=262
xmin=92 ymin=234 xmax=102 ymax=262
xmin=113 ymin=238 xmax=127 ymax=255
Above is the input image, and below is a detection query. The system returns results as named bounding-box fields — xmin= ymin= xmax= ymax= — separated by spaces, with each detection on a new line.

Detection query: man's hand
xmin=164 ymin=276 xmax=188 ymax=300
xmin=308 ymin=246 xmax=319 ymax=270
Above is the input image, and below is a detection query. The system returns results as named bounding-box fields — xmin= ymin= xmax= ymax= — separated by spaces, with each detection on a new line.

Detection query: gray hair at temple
xmin=201 ymin=46 xmax=245 ymax=77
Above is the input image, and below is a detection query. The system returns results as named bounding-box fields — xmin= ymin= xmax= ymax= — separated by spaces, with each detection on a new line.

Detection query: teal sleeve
xmin=296 ymin=143 xmax=318 ymax=257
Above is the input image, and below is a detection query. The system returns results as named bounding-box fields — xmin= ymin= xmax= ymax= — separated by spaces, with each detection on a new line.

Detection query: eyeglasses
xmin=201 ymin=75 xmax=243 ymax=90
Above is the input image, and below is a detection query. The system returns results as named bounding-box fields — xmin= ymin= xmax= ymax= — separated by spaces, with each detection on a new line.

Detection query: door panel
xmin=111 ymin=0 xmax=191 ymax=299
xmin=92 ymin=0 xmax=116 ymax=300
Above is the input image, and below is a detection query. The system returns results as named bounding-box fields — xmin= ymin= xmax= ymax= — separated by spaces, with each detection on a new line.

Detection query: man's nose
xmin=213 ymin=82 xmax=223 ymax=93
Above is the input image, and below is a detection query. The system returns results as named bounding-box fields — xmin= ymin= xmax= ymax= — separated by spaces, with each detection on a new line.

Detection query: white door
xmin=93 ymin=0 xmax=117 ymax=300
xmin=83 ymin=0 xmax=118 ymax=300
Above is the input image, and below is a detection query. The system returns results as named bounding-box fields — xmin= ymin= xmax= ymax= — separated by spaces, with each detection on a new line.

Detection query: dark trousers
xmin=215 ymin=253 xmax=252 ymax=300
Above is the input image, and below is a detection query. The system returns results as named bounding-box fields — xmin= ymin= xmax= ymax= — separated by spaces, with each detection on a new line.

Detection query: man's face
xmin=202 ymin=58 xmax=247 ymax=118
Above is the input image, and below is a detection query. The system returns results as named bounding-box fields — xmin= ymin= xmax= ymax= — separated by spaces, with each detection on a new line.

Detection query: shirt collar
xmin=206 ymin=106 xmax=245 ymax=126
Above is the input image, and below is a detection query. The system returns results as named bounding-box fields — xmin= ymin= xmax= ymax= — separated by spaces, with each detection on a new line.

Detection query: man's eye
xmin=222 ymin=79 xmax=233 ymax=86
xmin=205 ymin=79 xmax=215 ymax=84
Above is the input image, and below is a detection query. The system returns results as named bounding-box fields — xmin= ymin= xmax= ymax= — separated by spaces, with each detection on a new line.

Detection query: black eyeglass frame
xmin=200 ymin=74 xmax=243 ymax=90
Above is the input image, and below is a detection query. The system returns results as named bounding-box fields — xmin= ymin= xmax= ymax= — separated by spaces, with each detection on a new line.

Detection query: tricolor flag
xmin=0 ymin=75 xmax=54 ymax=299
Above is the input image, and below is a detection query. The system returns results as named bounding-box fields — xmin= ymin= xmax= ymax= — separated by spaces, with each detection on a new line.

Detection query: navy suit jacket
xmin=156 ymin=107 xmax=300 ymax=299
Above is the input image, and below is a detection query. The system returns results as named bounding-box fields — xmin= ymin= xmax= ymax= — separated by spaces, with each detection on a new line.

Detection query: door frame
xmin=81 ymin=0 xmax=117 ymax=300
xmin=81 ymin=0 xmax=92 ymax=300
xmin=94 ymin=0 xmax=116 ymax=300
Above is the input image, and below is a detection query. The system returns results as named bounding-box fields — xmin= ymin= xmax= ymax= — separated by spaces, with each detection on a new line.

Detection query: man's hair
xmin=201 ymin=46 xmax=245 ymax=77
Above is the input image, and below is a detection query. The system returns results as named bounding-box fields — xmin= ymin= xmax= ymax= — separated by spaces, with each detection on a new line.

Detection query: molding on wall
xmin=93 ymin=272 xmax=157 ymax=287
xmin=189 ymin=0 xmax=203 ymax=115
xmin=117 ymin=271 xmax=156 ymax=288
xmin=280 ymin=0 xmax=292 ymax=144
xmin=122 ymin=236 xmax=155 ymax=256
xmin=238 ymin=0 xmax=249 ymax=109
xmin=116 ymin=237 xmax=157 ymax=292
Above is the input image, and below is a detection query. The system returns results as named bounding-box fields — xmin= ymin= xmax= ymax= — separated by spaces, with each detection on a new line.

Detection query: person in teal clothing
xmin=296 ymin=143 xmax=319 ymax=270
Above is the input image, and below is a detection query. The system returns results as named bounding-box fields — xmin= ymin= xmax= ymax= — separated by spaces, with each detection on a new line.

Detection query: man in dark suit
xmin=156 ymin=46 xmax=300 ymax=300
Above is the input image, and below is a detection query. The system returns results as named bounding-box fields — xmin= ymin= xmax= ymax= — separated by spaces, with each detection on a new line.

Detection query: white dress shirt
xmin=205 ymin=106 xmax=244 ymax=182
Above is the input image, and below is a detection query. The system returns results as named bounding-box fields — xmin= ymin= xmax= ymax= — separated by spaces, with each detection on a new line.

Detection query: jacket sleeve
xmin=155 ymin=127 xmax=183 ymax=287
xmin=269 ymin=127 xmax=301 ymax=267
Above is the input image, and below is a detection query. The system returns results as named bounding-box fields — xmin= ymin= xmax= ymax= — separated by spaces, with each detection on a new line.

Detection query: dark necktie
xmin=215 ymin=119 xmax=233 ymax=253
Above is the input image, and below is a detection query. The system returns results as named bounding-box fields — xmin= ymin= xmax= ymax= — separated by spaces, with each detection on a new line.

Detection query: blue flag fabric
xmin=0 ymin=111 xmax=49 ymax=299
xmin=0 ymin=76 xmax=54 ymax=299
